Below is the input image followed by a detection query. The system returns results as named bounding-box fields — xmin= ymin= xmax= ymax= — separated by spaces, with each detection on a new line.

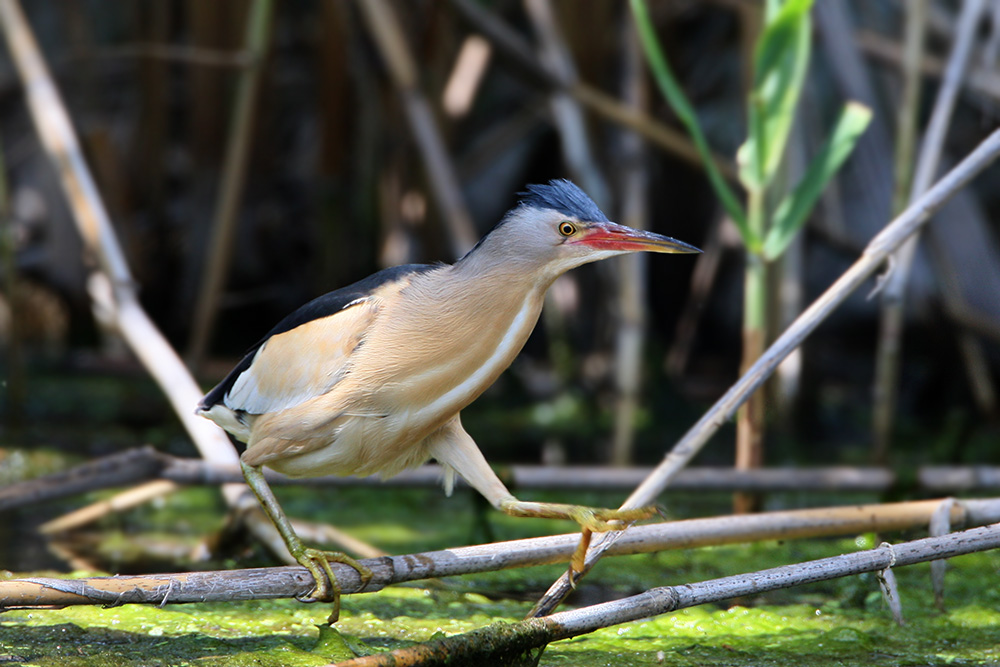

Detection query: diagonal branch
xmin=528 ymin=125 xmax=1000 ymax=617
xmin=448 ymin=0 xmax=737 ymax=180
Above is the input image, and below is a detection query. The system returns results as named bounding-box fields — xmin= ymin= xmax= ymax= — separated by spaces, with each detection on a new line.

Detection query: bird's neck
xmin=366 ymin=259 xmax=548 ymax=427
xmin=437 ymin=258 xmax=550 ymax=336
xmin=451 ymin=245 xmax=559 ymax=298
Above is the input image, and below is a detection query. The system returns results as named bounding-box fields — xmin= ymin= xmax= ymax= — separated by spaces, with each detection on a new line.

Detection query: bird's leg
xmin=429 ymin=417 xmax=656 ymax=573
xmin=239 ymin=460 xmax=372 ymax=618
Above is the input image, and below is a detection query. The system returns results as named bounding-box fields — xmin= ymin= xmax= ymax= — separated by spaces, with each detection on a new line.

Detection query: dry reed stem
xmin=187 ymin=0 xmax=274 ymax=368
xmin=11 ymin=447 xmax=1000 ymax=514
xmin=0 ymin=0 xmax=243 ymax=507
xmin=357 ymin=0 xmax=478 ymax=256
xmin=449 ymin=0 xmax=737 ymax=180
xmin=873 ymin=0 xmax=986 ymax=461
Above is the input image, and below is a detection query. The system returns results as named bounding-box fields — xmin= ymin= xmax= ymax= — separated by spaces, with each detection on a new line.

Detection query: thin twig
xmin=872 ymin=0 xmax=928 ymax=463
xmin=610 ymin=9 xmax=650 ymax=466
xmin=528 ymin=126 xmax=1000 ymax=617
xmin=0 ymin=138 xmax=24 ymax=432
xmin=10 ymin=448 xmax=1000 ymax=514
xmin=857 ymin=29 xmax=1000 ymax=102
xmin=5 ymin=498 xmax=1000 ymax=609
xmin=665 ymin=215 xmax=730 ymax=378
xmin=448 ymin=0 xmax=737 ymax=180
xmin=83 ymin=43 xmax=253 ymax=68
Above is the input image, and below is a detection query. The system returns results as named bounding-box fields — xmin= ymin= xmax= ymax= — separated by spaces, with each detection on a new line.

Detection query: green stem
xmin=743 ymin=188 xmax=768 ymax=334
xmin=735 ymin=188 xmax=767 ymax=513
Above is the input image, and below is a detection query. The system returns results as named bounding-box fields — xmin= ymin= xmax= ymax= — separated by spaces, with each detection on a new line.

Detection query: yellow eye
xmin=558 ymin=221 xmax=577 ymax=236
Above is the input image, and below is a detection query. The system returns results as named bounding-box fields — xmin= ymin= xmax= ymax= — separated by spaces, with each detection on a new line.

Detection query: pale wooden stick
xmin=86 ymin=43 xmax=253 ymax=68
xmin=0 ymin=0 xmax=243 ymax=505
xmin=528 ymin=126 xmax=1000 ymax=617
xmin=38 ymin=480 xmax=178 ymax=535
xmin=5 ymin=497 xmax=1000 ymax=609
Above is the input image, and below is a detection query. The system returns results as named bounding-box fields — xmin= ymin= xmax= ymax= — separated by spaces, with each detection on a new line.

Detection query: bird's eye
xmin=558 ymin=221 xmax=577 ymax=236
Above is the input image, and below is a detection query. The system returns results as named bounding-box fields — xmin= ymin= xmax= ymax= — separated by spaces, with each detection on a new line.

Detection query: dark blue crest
xmin=518 ymin=179 xmax=608 ymax=222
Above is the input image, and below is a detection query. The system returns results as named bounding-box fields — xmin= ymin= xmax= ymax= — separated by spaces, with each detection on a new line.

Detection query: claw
xmin=569 ymin=527 xmax=593 ymax=575
xmin=292 ymin=548 xmax=373 ymax=622
xmin=238 ymin=462 xmax=374 ymax=623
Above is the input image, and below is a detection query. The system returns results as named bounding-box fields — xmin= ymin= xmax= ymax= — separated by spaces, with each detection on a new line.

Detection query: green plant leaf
xmin=629 ymin=0 xmax=749 ymax=241
xmin=737 ymin=0 xmax=814 ymax=193
xmin=762 ymin=102 xmax=872 ymax=261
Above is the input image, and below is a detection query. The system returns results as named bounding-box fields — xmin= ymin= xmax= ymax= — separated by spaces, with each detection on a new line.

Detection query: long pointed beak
xmin=574 ymin=221 xmax=702 ymax=254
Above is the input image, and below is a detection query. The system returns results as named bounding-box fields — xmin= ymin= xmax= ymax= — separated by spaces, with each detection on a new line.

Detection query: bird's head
xmin=462 ymin=179 xmax=701 ymax=282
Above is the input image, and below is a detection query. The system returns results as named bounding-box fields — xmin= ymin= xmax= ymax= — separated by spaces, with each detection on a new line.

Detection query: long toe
xmin=590 ymin=505 xmax=657 ymax=527
xmin=499 ymin=499 xmax=656 ymax=532
xmin=570 ymin=505 xmax=657 ymax=533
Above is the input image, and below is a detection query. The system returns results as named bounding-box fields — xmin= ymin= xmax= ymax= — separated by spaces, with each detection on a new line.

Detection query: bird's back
xmin=201 ymin=260 xmax=548 ymax=478
xmin=197 ymin=263 xmax=437 ymax=440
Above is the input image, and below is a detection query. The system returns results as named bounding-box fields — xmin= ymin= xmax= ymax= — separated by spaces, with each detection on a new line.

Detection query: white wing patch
xmin=224 ymin=298 xmax=379 ymax=415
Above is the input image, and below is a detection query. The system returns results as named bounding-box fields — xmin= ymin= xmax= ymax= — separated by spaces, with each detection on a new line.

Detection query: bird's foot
xmin=294 ymin=548 xmax=373 ymax=622
xmin=499 ymin=499 xmax=657 ymax=573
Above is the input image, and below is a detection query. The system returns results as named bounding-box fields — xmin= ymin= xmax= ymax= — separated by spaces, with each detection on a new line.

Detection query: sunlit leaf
xmin=737 ymin=0 xmax=814 ymax=193
xmin=762 ymin=102 xmax=872 ymax=261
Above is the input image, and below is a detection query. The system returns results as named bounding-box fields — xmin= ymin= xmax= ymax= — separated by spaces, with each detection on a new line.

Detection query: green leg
xmin=240 ymin=460 xmax=373 ymax=617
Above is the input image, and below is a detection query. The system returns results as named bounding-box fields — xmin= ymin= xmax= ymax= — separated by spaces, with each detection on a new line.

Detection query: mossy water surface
xmin=3 ymin=538 xmax=999 ymax=665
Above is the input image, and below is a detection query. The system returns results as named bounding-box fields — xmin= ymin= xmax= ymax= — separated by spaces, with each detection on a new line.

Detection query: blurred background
xmin=1 ymin=0 xmax=999 ymax=571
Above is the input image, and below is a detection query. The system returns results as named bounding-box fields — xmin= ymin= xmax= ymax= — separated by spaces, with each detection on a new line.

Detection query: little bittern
xmin=198 ymin=180 xmax=700 ymax=615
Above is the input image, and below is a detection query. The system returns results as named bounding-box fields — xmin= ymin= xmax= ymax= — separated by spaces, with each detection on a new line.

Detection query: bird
xmin=197 ymin=179 xmax=700 ymax=616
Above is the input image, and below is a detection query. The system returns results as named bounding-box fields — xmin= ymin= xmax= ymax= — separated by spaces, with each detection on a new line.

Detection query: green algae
xmin=4 ymin=547 xmax=1000 ymax=666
